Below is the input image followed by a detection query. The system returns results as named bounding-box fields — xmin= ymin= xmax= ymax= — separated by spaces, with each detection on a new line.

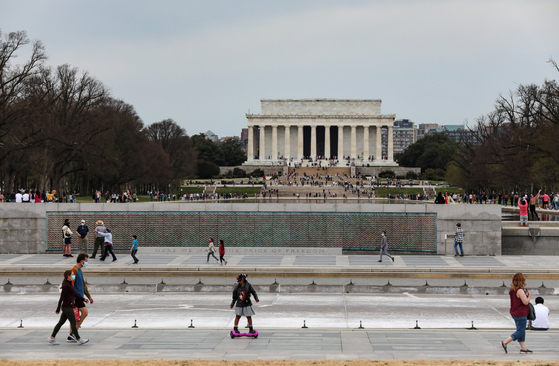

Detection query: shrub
xmin=406 ymin=171 xmax=419 ymax=179
xmin=197 ymin=160 xmax=220 ymax=179
xmin=378 ymin=170 xmax=395 ymax=178
xmin=232 ymin=167 xmax=247 ymax=178
xmin=250 ymin=168 xmax=265 ymax=177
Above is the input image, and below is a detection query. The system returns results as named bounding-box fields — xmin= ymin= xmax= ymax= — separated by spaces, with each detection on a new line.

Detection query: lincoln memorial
xmin=243 ymin=99 xmax=398 ymax=167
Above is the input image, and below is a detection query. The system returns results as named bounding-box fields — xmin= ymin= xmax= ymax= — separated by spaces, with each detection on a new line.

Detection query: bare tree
xmin=0 ymin=30 xmax=47 ymax=164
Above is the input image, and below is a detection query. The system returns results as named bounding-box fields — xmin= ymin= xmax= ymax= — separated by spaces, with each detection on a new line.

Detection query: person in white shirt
xmin=22 ymin=191 xmax=30 ymax=203
xmin=15 ymin=192 xmax=23 ymax=203
xmin=530 ymin=297 xmax=550 ymax=331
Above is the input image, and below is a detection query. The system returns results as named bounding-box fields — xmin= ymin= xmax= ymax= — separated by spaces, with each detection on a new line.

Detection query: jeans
xmin=101 ymin=244 xmax=117 ymax=261
xmin=207 ymin=252 xmax=218 ymax=262
xmin=131 ymin=249 xmax=138 ymax=263
xmin=511 ymin=316 xmax=527 ymax=342
xmin=454 ymin=241 xmax=464 ymax=255
xmin=220 ymin=254 xmax=226 ymax=264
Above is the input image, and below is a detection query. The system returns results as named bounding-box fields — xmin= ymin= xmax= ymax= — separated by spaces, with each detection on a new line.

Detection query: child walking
xmin=131 ymin=235 xmax=139 ymax=264
xmin=219 ymin=239 xmax=227 ymax=266
xmin=206 ymin=238 xmax=219 ymax=263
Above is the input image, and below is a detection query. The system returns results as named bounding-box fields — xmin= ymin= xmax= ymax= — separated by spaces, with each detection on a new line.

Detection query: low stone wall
xmin=502 ymin=223 xmax=559 ymax=255
xmin=0 ymin=202 xmax=501 ymax=255
xmin=356 ymin=166 xmax=421 ymax=177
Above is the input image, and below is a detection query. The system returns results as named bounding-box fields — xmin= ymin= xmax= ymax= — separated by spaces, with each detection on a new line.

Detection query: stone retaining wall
xmin=0 ymin=203 xmax=501 ymax=255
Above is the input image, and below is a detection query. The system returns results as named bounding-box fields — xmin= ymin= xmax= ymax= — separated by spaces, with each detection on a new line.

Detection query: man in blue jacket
xmin=76 ymin=220 xmax=89 ymax=255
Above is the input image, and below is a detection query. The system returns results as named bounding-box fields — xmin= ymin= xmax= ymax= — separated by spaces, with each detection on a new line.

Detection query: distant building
xmin=204 ymin=130 xmax=219 ymax=142
xmin=420 ymin=124 xmax=476 ymax=145
xmin=241 ymin=128 xmax=248 ymax=141
xmin=381 ymin=119 xmax=417 ymax=157
xmin=417 ymin=123 xmax=439 ymax=140
xmin=218 ymin=136 xmax=240 ymax=143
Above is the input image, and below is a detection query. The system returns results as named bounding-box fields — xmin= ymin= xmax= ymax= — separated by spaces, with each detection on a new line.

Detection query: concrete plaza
xmin=1 ymin=328 xmax=558 ymax=361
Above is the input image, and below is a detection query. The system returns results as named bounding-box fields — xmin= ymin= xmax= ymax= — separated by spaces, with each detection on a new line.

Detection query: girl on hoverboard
xmin=230 ymin=273 xmax=259 ymax=336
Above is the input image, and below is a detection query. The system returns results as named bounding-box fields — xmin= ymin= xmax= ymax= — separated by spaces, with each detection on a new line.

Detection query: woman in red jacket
xmin=219 ymin=239 xmax=227 ymax=266
xmin=500 ymin=273 xmax=532 ymax=354
xmin=47 ymin=270 xmax=89 ymax=345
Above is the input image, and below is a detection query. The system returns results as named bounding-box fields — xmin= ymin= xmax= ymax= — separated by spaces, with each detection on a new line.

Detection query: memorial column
xmin=284 ymin=125 xmax=290 ymax=160
xmin=310 ymin=126 xmax=317 ymax=159
xmin=376 ymin=126 xmax=382 ymax=161
xmin=350 ymin=125 xmax=357 ymax=160
xmin=338 ymin=125 xmax=344 ymax=159
xmin=297 ymin=126 xmax=304 ymax=160
xmin=259 ymin=125 xmax=266 ymax=160
xmin=324 ymin=125 xmax=330 ymax=159
xmin=272 ymin=125 xmax=278 ymax=160
xmin=247 ymin=126 xmax=254 ymax=161
xmin=387 ymin=125 xmax=394 ymax=162
xmin=363 ymin=126 xmax=369 ymax=161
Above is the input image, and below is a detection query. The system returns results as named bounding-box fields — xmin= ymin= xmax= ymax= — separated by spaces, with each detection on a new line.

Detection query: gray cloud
xmin=1 ymin=0 xmax=558 ymax=136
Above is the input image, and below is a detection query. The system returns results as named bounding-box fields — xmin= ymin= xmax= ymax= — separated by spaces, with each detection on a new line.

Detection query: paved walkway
xmin=1 ymin=328 xmax=557 ymax=361
xmin=1 ymin=254 xmax=558 ymax=271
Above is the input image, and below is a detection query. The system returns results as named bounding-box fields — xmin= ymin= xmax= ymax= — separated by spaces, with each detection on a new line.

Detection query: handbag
xmin=73 ymin=307 xmax=81 ymax=322
xmin=527 ymin=303 xmax=536 ymax=321
xmin=524 ymin=289 xmax=536 ymax=321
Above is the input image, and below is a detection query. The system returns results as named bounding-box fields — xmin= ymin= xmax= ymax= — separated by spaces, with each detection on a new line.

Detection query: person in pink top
xmin=542 ymin=193 xmax=549 ymax=209
xmin=518 ymin=197 xmax=528 ymax=227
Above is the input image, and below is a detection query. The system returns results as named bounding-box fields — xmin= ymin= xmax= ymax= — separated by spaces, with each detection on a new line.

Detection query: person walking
xmin=97 ymin=228 xmax=117 ymax=262
xmin=62 ymin=219 xmax=73 ymax=257
xmin=230 ymin=273 xmax=259 ymax=334
xmin=378 ymin=231 xmax=394 ymax=263
xmin=91 ymin=221 xmax=106 ymax=259
xmin=130 ymin=235 xmax=139 ymax=264
xmin=219 ymin=239 xmax=227 ymax=266
xmin=76 ymin=220 xmax=89 ymax=255
xmin=500 ymin=272 xmax=533 ymax=354
xmin=206 ymin=238 xmax=219 ymax=263
xmin=47 ymin=269 xmax=89 ymax=345
xmin=454 ymin=223 xmax=464 ymax=257
xmin=68 ymin=253 xmax=93 ymax=342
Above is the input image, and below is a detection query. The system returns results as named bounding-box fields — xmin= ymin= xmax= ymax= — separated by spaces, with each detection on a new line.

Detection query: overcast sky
xmin=1 ymin=0 xmax=558 ymax=137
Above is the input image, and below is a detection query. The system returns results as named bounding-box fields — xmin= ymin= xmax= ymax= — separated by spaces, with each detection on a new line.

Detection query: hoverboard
xmin=230 ymin=329 xmax=258 ymax=338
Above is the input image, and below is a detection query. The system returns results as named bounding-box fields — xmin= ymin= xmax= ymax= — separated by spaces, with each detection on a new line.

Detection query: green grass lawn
xmin=215 ymin=187 xmax=261 ymax=195
xmin=374 ymin=188 xmax=426 ymax=197
xmin=180 ymin=187 xmax=205 ymax=194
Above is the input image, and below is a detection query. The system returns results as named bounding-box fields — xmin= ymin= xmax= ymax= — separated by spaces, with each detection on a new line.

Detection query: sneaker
xmin=112 ymin=258 xmax=117 ymax=262
xmin=47 ymin=337 xmax=59 ymax=345
xmin=520 ymin=349 xmax=533 ymax=353
xmin=67 ymin=334 xmax=77 ymax=342
xmin=69 ymin=254 xmax=74 ymax=257
xmin=391 ymin=257 xmax=394 ymax=262
xmin=460 ymin=255 xmax=464 ymax=257
xmin=205 ymin=261 xmax=208 ymax=263
xmin=377 ymin=260 xmax=382 ymax=262
xmin=454 ymin=253 xmax=459 ymax=256
xmin=77 ymin=338 xmax=89 ymax=345
xmin=225 ymin=261 xmax=227 ymax=265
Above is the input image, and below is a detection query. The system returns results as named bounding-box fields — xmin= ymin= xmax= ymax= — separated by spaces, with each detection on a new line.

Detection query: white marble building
xmin=243 ymin=99 xmax=398 ymax=166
